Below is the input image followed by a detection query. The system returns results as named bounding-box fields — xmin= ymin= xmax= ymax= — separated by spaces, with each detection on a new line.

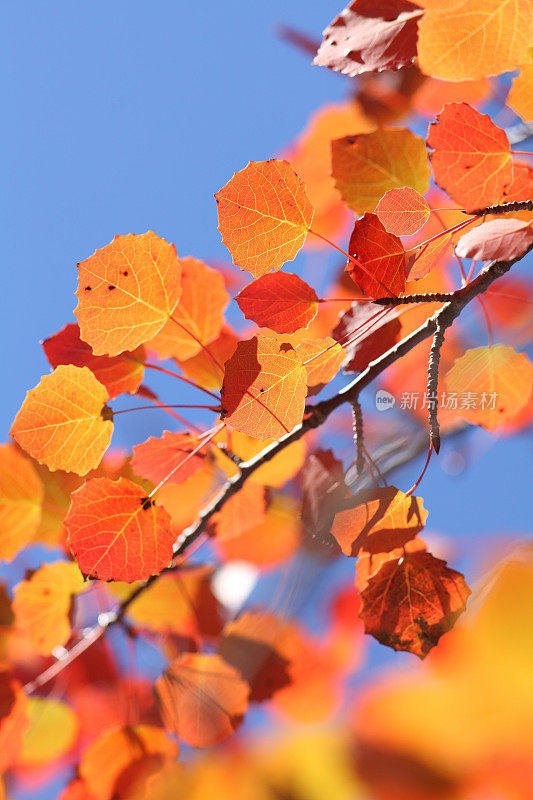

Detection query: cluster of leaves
xmin=0 ymin=1 xmax=532 ymax=797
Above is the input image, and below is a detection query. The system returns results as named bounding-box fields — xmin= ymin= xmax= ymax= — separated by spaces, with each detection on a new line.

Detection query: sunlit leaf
xmin=455 ymin=218 xmax=533 ymax=261
xmin=131 ymin=431 xmax=207 ymax=486
xmin=0 ymin=444 xmax=43 ymax=561
xmin=177 ymin=325 xmax=238 ymax=393
xmin=0 ymin=674 xmax=30 ymax=773
xmin=235 ymin=272 xmax=319 ymax=334
xmin=213 ymin=429 xmax=306 ymax=487
xmin=375 ymin=187 xmax=431 ymax=236
xmin=507 ymin=63 xmax=533 ymax=122
xmin=347 ymin=213 xmax=407 ymax=297
xmin=406 ymin=233 xmax=452 ymax=281
xmin=333 ymin=302 xmax=401 ymax=372
xmin=10 ymin=365 xmax=113 ymax=476
xmin=281 ymin=335 xmax=345 ymax=389
xmin=18 ymin=697 xmax=79 ymax=767
xmin=412 ymin=77 xmax=491 ymax=116
xmin=208 ymin=481 xmax=266 ymax=542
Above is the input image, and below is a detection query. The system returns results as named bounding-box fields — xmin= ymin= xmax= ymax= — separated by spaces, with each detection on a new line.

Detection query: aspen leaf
xmin=333 ymin=302 xmax=401 ymax=372
xmin=65 ymin=477 xmax=174 ymax=582
xmin=13 ymin=561 xmax=88 ymax=655
xmin=301 ymin=449 xmax=348 ymax=545
xmin=283 ymin=335 xmax=345 ymax=389
xmin=331 ymin=486 xmax=428 ymax=557
xmin=18 ymin=697 xmax=79 ymax=767
xmin=347 ymin=213 xmax=407 ymax=297
xmin=355 ymin=536 xmax=427 ymax=592
xmin=427 ymin=103 xmax=513 ymax=210
xmin=75 ymin=231 xmax=182 ymax=356
xmin=221 ymin=335 xmax=307 ymax=439
xmin=332 ymin=127 xmax=430 ymax=214
xmin=360 ymin=551 xmax=471 ymax=658
xmin=455 ymin=218 xmax=533 ymax=262
xmin=43 ymin=323 xmax=145 ymax=399
xmin=417 ymin=0 xmax=533 ymax=81
xmin=147 ymin=256 xmax=229 ymax=360
xmin=215 ymin=159 xmax=314 ymax=277
xmin=208 ymin=481 xmax=266 ymax=542
xmin=156 ymin=653 xmax=249 ymax=748
xmin=235 ymin=272 xmax=319 ymax=334
xmin=10 ymin=365 xmax=113 ymax=476
xmin=0 ymin=444 xmax=43 ymax=561
xmin=213 ymin=429 xmax=306 ymax=487
xmin=177 ymin=325 xmax=238 ymax=392
xmin=375 ymin=187 xmax=431 ymax=236
xmin=507 ymin=64 xmax=533 ymax=122
xmin=0 ymin=674 xmax=30 ymax=773
xmin=412 ymin=77 xmax=491 ymax=116
xmin=314 ymin=0 xmax=423 ymax=77
xmin=131 ymin=431 xmax=207 ymax=486
xmin=407 ymin=233 xmax=452 ymax=281
xmin=444 ymin=345 xmax=533 ymax=430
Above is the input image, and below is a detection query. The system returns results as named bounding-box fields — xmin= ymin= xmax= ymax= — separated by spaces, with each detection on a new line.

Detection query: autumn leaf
xmin=17 ymin=697 xmax=79 ymax=767
xmin=42 ymin=323 xmax=145 ymax=399
xmin=301 ymin=449 xmax=348 ymax=546
xmin=375 ymin=187 xmax=431 ymax=236
xmin=10 ymin=365 xmax=113 ymax=476
xmin=455 ymin=218 xmax=533 ymax=262
xmin=412 ymin=77 xmax=491 ymax=117
xmin=313 ymin=0 xmax=423 ymax=76
xmin=407 ymin=233 xmax=452 ymax=281
xmin=156 ymin=653 xmax=249 ymax=748
xmin=215 ymin=159 xmax=314 ymax=277
xmin=417 ymin=0 xmax=533 ymax=81
xmin=131 ymin=431 xmax=207 ymax=486
xmin=235 ymin=272 xmax=319 ymax=334
xmin=0 ymin=674 xmax=30 ymax=773
xmin=427 ymin=103 xmax=513 ymax=210
xmin=65 ymin=477 xmax=174 ymax=582
xmin=333 ymin=302 xmax=401 ymax=372
xmin=13 ymin=561 xmax=88 ymax=655
xmin=213 ymin=429 xmax=306 ymax=487
xmin=208 ymin=481 xmax=266 ymax=542
xmin=275 ymin=333 xmax=345 ymax=390
xmin=0 ymin=444 xmax=43 ymax=561
xmin=444 ymin=345 xmax=533 ymax=430
xmin=347 ymin=213 xmax=407 ymax=297
xmin=147 ymin=256 xmax=229 ymax=360
xmin=75 ymin=231 xmax=182 ymax=356
xmin=507 ymin=63 xmax=533 ymax=122
xmin=332 ymin=127 xmax=430 ymax=214
xmin=221 ymin=335 xmax=307 ymax=439
xmin=331 ymin=486 xmax=428 ymax=557
xmin=177 ymin=325 xmax=238 ymax=392
xmin=360 ymin=551 xmax=471 ymax=658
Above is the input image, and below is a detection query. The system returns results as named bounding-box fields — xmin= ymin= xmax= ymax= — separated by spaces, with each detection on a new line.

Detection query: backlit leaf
xmin=375 ymin=187 xmax=431 ymax=236
xmin=331 ymin=486 xmax=428 ymax=557
xmin=215 ymin=159 xmax=314 ymax=277
xmin=65 ymin=477 xmax=174 ymax=582
xmin=213 ymin=429 xmax=306 ymax=487
xmin=417 ymin=0 xmax=533 ymax=81
xmin=443 ymin=345 xmax=533 ymax=430
xmin=360 ymin=551 xmax=471 ymax=658
xmin=427 ymin=103 xmax=513 ymax=210
xmin=10 ymin=365 xmax=113 ymax=476
xmin=75 ymin=231 xmax=182 ymax=356
xmin=208 ymin=481 xmax=266 ymax=542
xmin=13 ymin=561 xmax=88 ymax=655
xmin=0 ymin=674 xmax=30 ymax=773
xmin=282 ymin=335 xmax=345 ymax=389
xmin=18 ymin=697 xmax=79 ymax=767
xmin=131 ymin=431 xmax=207 ymax=486
xmin=42 ymin=323 xmax=145 ymax=399
xmin=156 ymin=653 xmax=249 ymax=748
xmin=332 ymin=127 xmax=430 ymax=214
xmin=455 ymin=218 xmax=533 ymax=262
xmin=147 ymin=256 xmax=229 ymax=360
xmin=221 ymin=335 xmax=307 ymax=439
xmin=314 ymin=0 xmax=423 ymax=76
xmin=0 ymin=444 xmax=43 ymax=561
xmin=177 ymin=325 xmax=238 ymax=392
xmin=412 ymin=77 xmax=491 ymax=116
xmin=332 ymin=302 xmax=401 ymax=372
xmin=347 ymin=213 xmax=407 ymax=297
xmin=406 ymin=232 xmax=452 ymax=281
xmin=235 ymin=272 xmax=319 ymax=334
xmin=507 ymin=63 xmax=533 ymax=122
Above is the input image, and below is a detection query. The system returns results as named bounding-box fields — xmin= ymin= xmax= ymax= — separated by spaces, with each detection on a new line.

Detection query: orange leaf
xmin=215 ymin=159 xmax=314 ymax=277
xmin=347 ymin=213 xmax=407 ymax=297
xmin=331 ymin=486 xmax=428 ymax=557
xmin=283 ymin=335 xmax=345 ymax=389
xmin=65 ymin=477 xmax=174 ymax=582
xmin=375 ymin=187 xmax=431 ymax=236
xmin=208 ymin=481 xmax=266 ymax=542
xmin=455 ymin=218 xmax=533 ymax=262
xmin=79 ymin=724 xmax=178 ymax=800
xmin=13 ymin=561 xmax=88 ymax=655
xmin=406 ymin=233 xmax=452 ymax=281
xmin=507 ymin=63 xmax=533 ymax=122
xmin=43 ymin=323 xmax=145 ymax=399
xmin=75 ymin=231 xmax=182 ymax=356
xmin=0 ymin=674 xmax=30 ymax=773
xmin=443 ymin=345 xmax=533 ymax=430
xmin=147 ymin=256 xmax=229 ymax=360
xmin=427 ymin=103 xmax=513 ymax=211
xmin=313 ymin=0 xmax=423 ymax=76
xmin=417 ymin=0 xmax=533 ymax=81
xmin=10 ymin=365 xmax=113 ymax=476
xmin=213 ymin=429 xmax=306 ymax=487
xmin=17 ymin=696 xmax=79 ymax=767
xmin=156 ymin=653 xmax=249 ymax=748
xmin=412 ymin=77 xmax=491 ymax=116
xmin=332 ymin=127 xmax=430 ymax=214
xmin=359 ymin=551 xmax=471 ymax=658
xmin=177 ymin=325 xmax=238 ymax=392
xmin=235 ymin=272 xmax=319 ymax=334
xmin=221 ymin=335 xmax=307 ymax=439
xmin=0 ymin=444 xmax=43 ymax=561
xmin=131 ymin=431 xmax=206 ymax=486
xmin=332 ymin=302 xmax=401 ymax=373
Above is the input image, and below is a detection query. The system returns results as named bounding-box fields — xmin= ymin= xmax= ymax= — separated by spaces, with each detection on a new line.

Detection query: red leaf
xmin=313 ymin=0 xmax=423 ymax=77
xmin=0 ymin=674 xmax=30 ymax=773
xmin=65 ymin=477 xmax=174 ymax=582
xmin=347 ymin=213 xmax=407 ymax=297
xmin=332 ymin=302 xmax=401 ymax=372
xmin=131 ymin=431 xmax=207 ymax=486
xmin=375 ymin=187 xmax=431 ymax=236
xmin=359 ymin=551 xmax=471 ymax=658
xmin=427 ymin=103 xmax=513 ymax=211
xmin=43 ymin=323 xmax=145 ymax=399
xmin=455 ymin=218 xmax=533 ymax=262
xmin=235 ymin=272 xmax=319 ymax=334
